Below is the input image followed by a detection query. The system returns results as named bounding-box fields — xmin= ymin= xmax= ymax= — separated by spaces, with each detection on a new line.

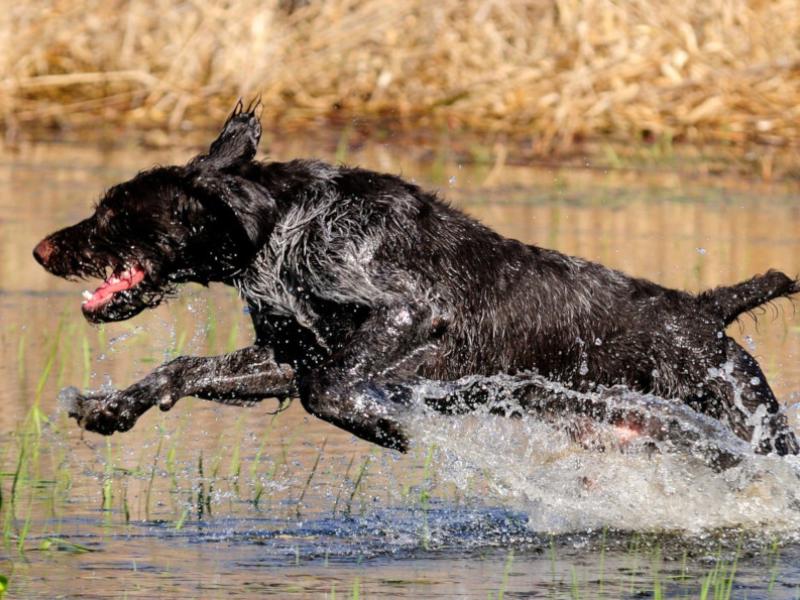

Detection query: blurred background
xmin=1 ymin=0 xmax=799 ymax=176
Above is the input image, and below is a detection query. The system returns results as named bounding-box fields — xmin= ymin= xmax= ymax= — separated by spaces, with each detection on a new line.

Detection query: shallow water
xmin=1 ymin=139 xmax=800 ymax=598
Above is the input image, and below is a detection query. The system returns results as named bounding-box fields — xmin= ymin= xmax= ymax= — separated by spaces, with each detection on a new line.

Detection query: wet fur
xmin=34 ymin=103 xmax=800 ymax=458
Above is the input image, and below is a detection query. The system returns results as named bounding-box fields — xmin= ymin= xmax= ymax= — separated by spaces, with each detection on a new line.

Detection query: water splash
xmin=405 ymin=374 xmax=800 ymax=537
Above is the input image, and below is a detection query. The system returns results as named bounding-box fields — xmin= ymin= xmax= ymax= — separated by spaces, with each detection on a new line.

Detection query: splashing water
xmin=404 ymin=374 xmax=800 ymax=537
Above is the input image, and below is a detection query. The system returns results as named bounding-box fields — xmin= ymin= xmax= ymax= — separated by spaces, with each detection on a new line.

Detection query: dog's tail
xmin=698 ymin=270 xmax=799 ymax=327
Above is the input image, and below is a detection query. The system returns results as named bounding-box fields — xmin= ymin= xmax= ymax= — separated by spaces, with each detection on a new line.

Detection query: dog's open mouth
xmin=81 ymin=264 xmax=147 ymax=312
xmin=78 ymin=263 xmax=166 ymax=323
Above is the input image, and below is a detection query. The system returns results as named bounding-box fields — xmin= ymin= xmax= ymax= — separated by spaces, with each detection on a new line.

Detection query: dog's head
xmin=33 ymin=101 xmax=276 ymax=323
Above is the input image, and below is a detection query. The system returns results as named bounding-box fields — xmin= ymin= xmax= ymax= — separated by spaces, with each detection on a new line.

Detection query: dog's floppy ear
xmin=189 ymin=172 xmax=276 ymax=252
xmin=189 ymin=98 xmax=262 ymax=170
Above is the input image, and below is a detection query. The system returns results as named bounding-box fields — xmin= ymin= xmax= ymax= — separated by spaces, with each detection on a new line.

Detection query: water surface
xmin=1 ymin=139 xmax=800 ymax=598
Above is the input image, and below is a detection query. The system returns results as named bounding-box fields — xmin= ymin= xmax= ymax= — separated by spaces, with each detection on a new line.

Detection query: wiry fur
xmin=699 ymin=270 xmax=800 ymax=327
xmin=33 ymin=103 xmax=800 ymax=462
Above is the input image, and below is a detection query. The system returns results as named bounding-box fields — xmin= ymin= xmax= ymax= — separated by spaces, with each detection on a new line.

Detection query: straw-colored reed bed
xmin=1 ymin=0 xmax=799 ymax=151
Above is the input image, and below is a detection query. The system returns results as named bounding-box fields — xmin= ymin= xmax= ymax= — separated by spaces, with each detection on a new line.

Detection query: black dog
xmin=33 ymin=102 xmax=800 ymax=460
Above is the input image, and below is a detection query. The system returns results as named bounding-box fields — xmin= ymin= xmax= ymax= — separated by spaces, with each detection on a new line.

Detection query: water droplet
xmin=744 ymin=335 xmax=756 ymax=351
xmin=448 ymin=175 xmax=457 ymax=187
xmin=696 ymin=247 xmax=707 ymax=255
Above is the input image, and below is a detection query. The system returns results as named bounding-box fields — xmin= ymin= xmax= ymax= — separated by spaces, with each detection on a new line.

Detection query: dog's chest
xmin=234 ymin=245 xmax=370 ymax=353
xmin=236 ymin=255 xmax=317 ymax=325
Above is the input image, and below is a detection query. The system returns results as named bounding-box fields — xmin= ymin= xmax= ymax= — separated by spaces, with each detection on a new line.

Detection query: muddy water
xmin=1 ymin=140 xmax=800 ymax=598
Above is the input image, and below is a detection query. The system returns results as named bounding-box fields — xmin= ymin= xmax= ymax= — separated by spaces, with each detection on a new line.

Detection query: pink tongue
xmin=83 ymin=265 xmax=146 ymax=310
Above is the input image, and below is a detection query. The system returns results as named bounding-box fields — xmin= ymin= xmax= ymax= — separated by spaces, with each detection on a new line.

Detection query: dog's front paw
xmin=58 ymin=387 xmax=141 ymax=435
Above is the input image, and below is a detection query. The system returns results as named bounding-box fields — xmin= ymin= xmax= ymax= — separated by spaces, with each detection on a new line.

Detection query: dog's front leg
xmin=298 ymin=303 xmax=445 ymax=452
xmin=62 ymin=346 xmax=295 ymax=435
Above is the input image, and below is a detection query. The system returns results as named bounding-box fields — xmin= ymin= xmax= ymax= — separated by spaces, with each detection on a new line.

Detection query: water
xmin=2 ymin=139 xmax=800 ymax=598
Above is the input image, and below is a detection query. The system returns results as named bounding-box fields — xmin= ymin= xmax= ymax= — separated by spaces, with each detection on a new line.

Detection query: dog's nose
xmin=33 ymin=238 xmax=54 ymax=267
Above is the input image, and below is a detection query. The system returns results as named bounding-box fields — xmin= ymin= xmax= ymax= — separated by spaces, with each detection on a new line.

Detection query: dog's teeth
xmin=109 ymin=276 xmax=120 ymax=284
xmin=82 ymin=290 xmax=93 ymax=300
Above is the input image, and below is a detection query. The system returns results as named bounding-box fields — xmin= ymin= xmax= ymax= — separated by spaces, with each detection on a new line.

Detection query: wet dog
xmin=33 ymin=102 xmax=800 ymax=460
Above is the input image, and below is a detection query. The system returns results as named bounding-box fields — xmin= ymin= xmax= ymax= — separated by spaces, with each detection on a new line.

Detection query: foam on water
xmin=406 ymin=376 xmax=800 ymax=538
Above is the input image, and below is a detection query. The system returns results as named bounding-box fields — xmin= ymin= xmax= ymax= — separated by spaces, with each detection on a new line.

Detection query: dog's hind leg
xmin=298 ymin=303 xmax=446 ymax=452
xmin=702 ymin=339 xmax=799 ymax=455
xmin=62 ymin=346 xmax=295 ymax=435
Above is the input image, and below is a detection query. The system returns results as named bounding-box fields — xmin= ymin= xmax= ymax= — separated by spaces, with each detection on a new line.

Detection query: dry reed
xmin=1 ymin=0 xmax=799 ymax=151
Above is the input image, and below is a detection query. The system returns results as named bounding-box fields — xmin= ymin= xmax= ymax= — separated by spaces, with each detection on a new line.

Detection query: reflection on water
xmin=1 ymin=140 xmax=800 ymax=598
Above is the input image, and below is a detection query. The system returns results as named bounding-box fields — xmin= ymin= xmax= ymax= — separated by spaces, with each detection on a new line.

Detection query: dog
xmin=33 ymin=101 xmax=800 ymax=461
